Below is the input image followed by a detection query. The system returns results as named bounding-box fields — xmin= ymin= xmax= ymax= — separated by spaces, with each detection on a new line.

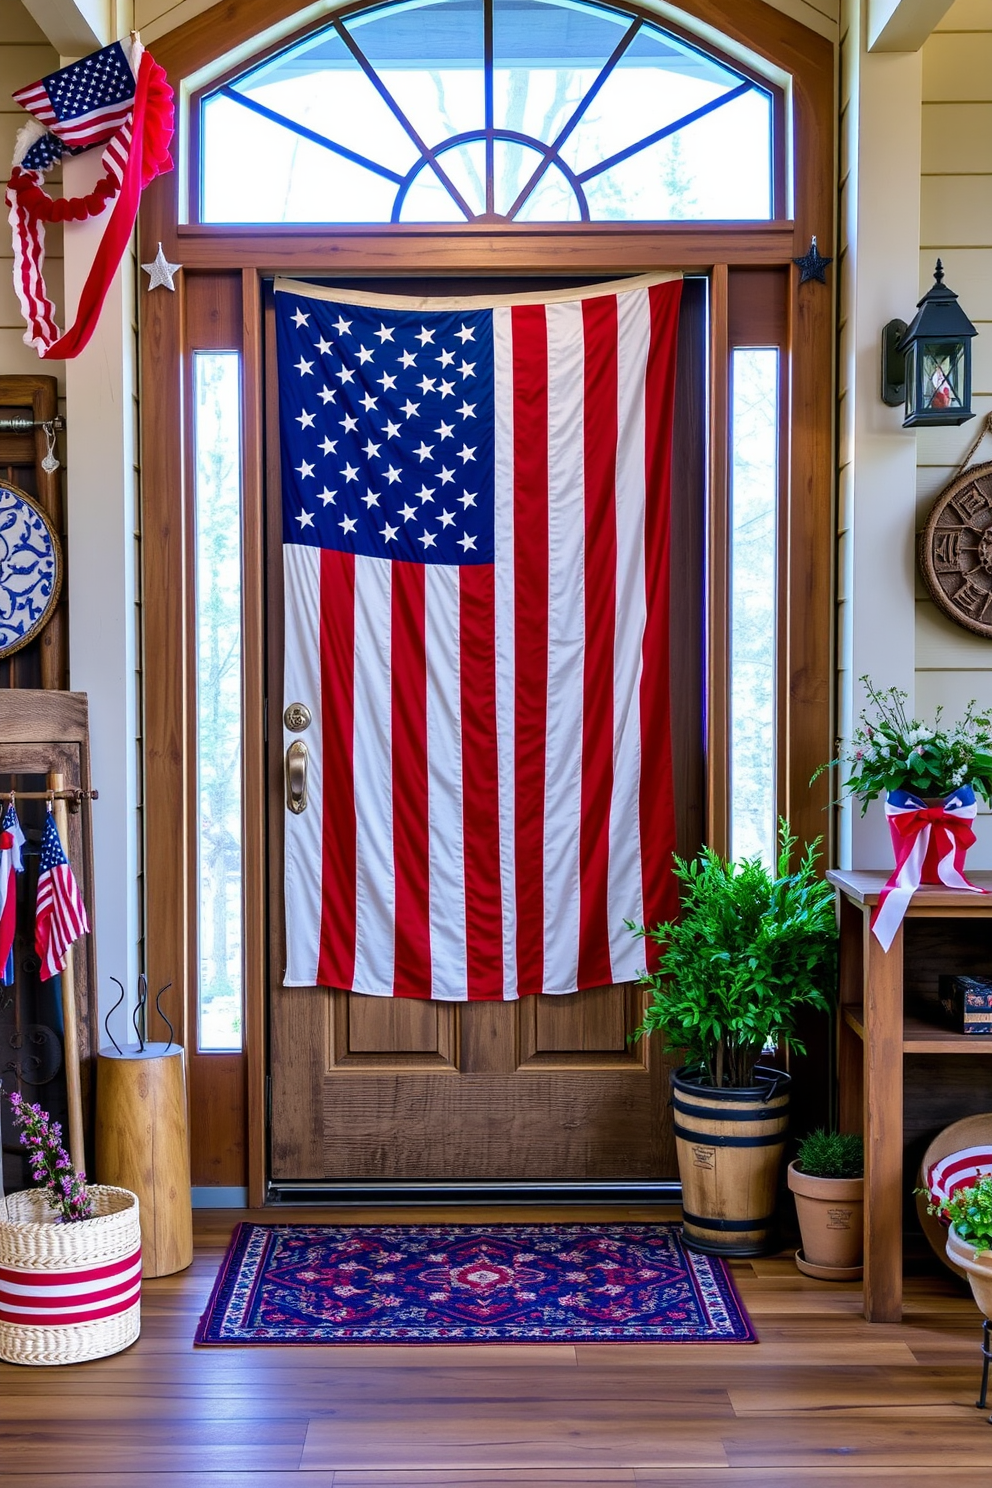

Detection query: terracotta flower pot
xmin=787 ymin=1161 xmax=864 ymax=1278
xmin=946 ymin=1224 xmax=992 ymax=1318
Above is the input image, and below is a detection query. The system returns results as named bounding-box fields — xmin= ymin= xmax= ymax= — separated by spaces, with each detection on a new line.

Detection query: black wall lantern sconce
xmin=881 ymin=260 xmax=978 ymax=427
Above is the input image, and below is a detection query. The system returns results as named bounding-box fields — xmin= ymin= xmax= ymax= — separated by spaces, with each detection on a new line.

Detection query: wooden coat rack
xmin=0 ymin=694 xmax=98 ymax=1177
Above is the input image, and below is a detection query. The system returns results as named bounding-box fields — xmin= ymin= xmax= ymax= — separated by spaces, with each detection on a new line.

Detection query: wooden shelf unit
xmin=828 ymin=868 xmax=992 ymax=1323
xmin=842 ymin=1003 xmax=992 ymax=1054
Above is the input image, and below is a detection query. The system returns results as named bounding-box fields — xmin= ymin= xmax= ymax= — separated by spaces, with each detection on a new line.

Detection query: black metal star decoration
xmin=793 ymin=234 xmax=832 ymax=285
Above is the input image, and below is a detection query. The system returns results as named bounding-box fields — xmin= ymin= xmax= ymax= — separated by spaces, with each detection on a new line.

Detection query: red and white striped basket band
xmin=927 ymin=1145 xmax=992 ymax=1207
xmin=0 ymin=1245 xmax=141 ymax=1327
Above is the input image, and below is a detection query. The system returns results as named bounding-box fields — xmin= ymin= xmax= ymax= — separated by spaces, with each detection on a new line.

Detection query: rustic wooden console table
xmin=828 ymin=868 xmax=992 ymax=1322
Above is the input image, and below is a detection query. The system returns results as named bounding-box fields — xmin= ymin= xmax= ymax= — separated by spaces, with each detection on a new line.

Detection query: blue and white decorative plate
xmin=0 ymin=481 xmax=62 ymax=660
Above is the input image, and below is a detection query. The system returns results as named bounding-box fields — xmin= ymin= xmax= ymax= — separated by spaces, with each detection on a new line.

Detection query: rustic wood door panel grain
xmin=320 ymin=1070 xmax=665 ymax=1180
xmin=265 ymin=278 xmax=705 ymax=1186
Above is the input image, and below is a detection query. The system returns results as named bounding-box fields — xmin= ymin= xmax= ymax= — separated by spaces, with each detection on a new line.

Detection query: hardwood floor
xmin=3 ymin=1206 xmax=992 ymax=1486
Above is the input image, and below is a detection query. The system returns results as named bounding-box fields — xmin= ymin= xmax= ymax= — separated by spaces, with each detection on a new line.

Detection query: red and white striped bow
xmin=870 ymin=787 xmax=984 ymax=951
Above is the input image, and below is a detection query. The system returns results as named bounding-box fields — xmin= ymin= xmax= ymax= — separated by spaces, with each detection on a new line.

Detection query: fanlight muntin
xmin=189 ymin=0 xmax=791 ymax=226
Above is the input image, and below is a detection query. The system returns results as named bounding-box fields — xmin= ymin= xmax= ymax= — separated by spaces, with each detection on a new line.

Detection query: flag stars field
xmin=278 ymin=293 xmax=494 ymax=566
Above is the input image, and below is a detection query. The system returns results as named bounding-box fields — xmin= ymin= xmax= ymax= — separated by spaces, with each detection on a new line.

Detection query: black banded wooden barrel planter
xmin=672 ymin=1066 xmax=791 ymax=1258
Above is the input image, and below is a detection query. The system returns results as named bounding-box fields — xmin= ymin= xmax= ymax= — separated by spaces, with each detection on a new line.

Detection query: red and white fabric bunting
xmin=5 ymin=37 xmax=173 ymax=360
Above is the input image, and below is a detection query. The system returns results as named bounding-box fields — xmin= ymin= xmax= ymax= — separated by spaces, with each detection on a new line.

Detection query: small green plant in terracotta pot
xmin=788 ymin=1130 xmax=864 ymax=1280
xmin=929 ymin=1175 xmax=992 ymax=1318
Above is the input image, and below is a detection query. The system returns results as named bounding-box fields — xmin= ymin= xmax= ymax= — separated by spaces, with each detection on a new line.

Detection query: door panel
xmin=266 ymin=276 xmax=705 ymax=1188
xmin=519 ymin=984 xmax=637 ymax=1064
xmin=334 ymin=995 xmax=456 ymax=1066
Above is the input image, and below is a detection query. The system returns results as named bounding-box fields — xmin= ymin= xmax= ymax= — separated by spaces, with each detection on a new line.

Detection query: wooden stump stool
xmin=96 ymin=1044 xmax=193 ymax=1278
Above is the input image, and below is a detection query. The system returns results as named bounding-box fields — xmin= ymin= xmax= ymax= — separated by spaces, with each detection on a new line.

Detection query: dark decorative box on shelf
xmin=938 ymin=974 xmax=992 ymax=1035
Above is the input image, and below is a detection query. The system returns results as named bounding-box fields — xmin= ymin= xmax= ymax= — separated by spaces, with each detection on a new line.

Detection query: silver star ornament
xmin=141 ymin=243 xmax=181 ymax=292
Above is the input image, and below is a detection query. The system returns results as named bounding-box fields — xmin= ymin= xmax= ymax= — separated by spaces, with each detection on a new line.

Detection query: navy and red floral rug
xmin=195 ymin=1223 xmax=755 ymax=1345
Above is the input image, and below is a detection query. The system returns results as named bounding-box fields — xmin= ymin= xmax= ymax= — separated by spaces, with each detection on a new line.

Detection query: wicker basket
xmin=0 ymin=1185 xmax=141 ymax=1366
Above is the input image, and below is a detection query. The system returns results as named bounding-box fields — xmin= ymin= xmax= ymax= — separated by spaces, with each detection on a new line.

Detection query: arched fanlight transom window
xmin=199 ymin=0 xmax=780 ymax=224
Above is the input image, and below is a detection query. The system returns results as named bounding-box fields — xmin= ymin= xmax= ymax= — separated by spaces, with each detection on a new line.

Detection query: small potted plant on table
xmin=628 ymin=826 xmax=837 ymax=1257
xmin=788 ymin=1129 xmax=864 ymax=1280
xmin=0 ymin=1091 xmax=141 ymax=1366
xmin=815 ymin=678 xmax=992 ymax=950
xmin=929 ymin=1174 xmax=992 ymax=1318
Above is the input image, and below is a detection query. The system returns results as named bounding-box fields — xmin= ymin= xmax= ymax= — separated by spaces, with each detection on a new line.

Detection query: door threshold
xmin=266 ymin=1180 xmax=682 ymax=1205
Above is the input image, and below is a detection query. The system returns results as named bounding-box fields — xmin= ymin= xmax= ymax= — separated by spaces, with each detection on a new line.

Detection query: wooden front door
xmin=264 ymin=275 xmax=705 ymax=1194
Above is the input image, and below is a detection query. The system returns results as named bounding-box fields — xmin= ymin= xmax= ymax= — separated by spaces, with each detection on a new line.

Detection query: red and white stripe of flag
xmin=284 ymin=279 xmax=681 ymax=1000
xmin=0 ymin=1246 xmax=141 ymax=1327
xmin=0 ymin=832 xmax=15 ymax=971
xmin=36 ymin=862 xmax=90 ymax=982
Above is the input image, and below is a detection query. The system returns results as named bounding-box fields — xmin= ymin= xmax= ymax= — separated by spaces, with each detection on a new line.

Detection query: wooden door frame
xmin=139 ymin=0 xmax=835 ymax=1205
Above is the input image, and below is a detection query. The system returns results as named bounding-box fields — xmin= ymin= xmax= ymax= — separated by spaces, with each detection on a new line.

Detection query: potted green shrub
xmin=788 ymin=1130 xmax=864 ymax=1280
xmin=929 ymin=1175 xmax=992 ymax=1318
xmin=629 ymin=826 xmax=837 ymax=1257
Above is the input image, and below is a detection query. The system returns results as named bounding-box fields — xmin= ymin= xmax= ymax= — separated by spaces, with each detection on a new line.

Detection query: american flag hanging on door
xmin=276 ymin=275 xmax=682 ymax=1001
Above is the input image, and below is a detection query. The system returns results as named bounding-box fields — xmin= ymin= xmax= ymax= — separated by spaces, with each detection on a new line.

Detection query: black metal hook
xmin=105 ymin=978 xmax=126 ymax=1056
xmin=131 ymin=974 xmax=147 ymax=1054
xmin=154 ymin=983 xmax=174 ymax=1054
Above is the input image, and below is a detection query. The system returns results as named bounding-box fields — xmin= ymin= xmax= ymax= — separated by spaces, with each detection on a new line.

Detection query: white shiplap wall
xmin=917 ymin=0 xmax=992 ymax=862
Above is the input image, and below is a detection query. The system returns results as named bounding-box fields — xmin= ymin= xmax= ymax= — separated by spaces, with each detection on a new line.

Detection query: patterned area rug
xmin=196 ymin=1223 xmax=756 ymax=1345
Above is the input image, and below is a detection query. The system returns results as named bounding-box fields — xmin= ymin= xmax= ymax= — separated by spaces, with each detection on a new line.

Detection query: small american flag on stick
xmin=12 ymin=41 xmax=138 ymax=152
xmin=35 ymin=810 xmax=89 ymax=983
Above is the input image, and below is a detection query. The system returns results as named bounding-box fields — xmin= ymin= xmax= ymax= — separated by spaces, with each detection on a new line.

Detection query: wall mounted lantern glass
xmin=881 ymin=260 xmax=977 ymax=427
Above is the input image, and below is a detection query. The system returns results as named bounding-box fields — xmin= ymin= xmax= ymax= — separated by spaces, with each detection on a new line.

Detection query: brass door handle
xmin=286 ymin=740 xmax=308 ymax=814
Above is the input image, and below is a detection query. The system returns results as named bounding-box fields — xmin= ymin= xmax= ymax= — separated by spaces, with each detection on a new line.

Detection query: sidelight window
xmin=193 ymin=352 xmax=245 ymax=1052
xmin=199 ymin=0 xmax=778 ymax=225
xmin=729 ymin=346 xmax=779 ymax=866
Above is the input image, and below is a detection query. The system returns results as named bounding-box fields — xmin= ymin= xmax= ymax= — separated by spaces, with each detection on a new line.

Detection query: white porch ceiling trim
xmin=20 ymin=0 xmax=840 ymax=54
xmin=868 ymin=0 xmax=957 ymax=52
xmin=20 ymin=0 xmax=112 ymax=57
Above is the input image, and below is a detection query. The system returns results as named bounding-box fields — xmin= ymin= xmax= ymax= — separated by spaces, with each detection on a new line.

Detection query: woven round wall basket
xmin=0 ymin=1185 xmax=141 ymax=1366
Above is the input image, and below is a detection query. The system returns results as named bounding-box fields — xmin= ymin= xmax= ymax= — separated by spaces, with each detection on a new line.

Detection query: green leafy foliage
xmin=928 ymin=1174 xmax=992 ymax=1256
xmin=795 ymin=1128 xmax=863 ymax=1179
xmin=628 ymin=824 xmax=837 ymax=1089
xmin=813 ymin=676 xmax=992 ymax=812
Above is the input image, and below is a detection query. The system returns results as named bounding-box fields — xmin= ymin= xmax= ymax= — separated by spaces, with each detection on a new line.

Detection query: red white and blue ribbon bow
xmin=871 ymin=785 xmax=985 ymax=951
